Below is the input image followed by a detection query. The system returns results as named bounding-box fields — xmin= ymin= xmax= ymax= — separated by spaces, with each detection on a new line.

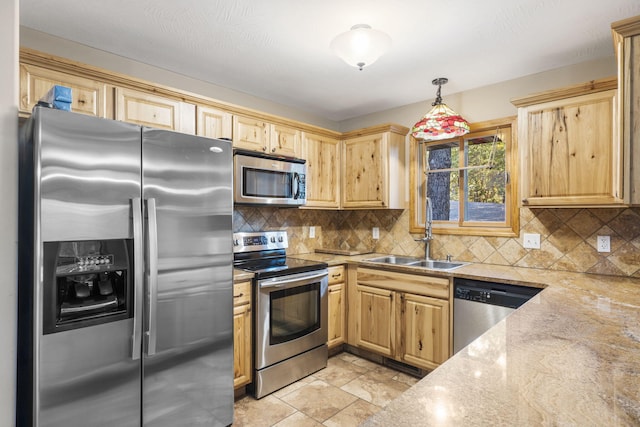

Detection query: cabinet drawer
xmin=328 ymin=266 xmax=345 ymax=285
xmin=233 ymin=281 xmax=252 ymax=306
xmin=356 ymin=267 xmax=450 ymax=299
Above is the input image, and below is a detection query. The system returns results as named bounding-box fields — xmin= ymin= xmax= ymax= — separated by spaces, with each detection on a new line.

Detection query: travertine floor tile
xmin=233 ymin=395 xmax=295 ymax=427
xmin=279 ymin=380 xmax=359 ymax=422
xmin=322 ymin=399 xmax=380 ymax=427
xmin=233 ymin=353 xmax=420 ymax=426
xmin=314 ymin=356 xmax=370 ymax=387
xmin=340 ymin=370 xmax=411 ymax=407
xmin=273 ymin=411 xmax=324 ymax=427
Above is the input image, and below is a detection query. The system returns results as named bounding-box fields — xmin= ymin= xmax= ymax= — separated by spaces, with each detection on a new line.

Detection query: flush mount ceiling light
xmin=411 ymin=78 xmax=470 ymax=141
xmin=330 ymin=24 xmax=391 ymax=71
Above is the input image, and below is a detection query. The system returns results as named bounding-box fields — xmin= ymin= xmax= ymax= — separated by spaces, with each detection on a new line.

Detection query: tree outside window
xmin=410 ymin=117 xmax=518 ymax=237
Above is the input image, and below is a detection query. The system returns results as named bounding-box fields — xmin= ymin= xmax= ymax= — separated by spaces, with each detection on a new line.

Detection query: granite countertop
xmin=360 ymin=263 xmax=640 ymax=426
xmin=235 ymin=252 xmax=640 ymax=424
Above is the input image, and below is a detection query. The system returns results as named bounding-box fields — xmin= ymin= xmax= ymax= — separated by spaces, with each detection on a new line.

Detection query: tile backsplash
xmin=234 ymin=206 xmax=640 ymax=277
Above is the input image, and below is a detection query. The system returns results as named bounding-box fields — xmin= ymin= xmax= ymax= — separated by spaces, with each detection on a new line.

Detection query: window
xmin=409 ymin=117 xmax=518 ymax=236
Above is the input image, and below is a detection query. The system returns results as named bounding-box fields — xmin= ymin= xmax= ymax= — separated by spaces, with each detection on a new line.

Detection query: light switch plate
xmin=372 ymin=227 xmax=380 ymax=239
xmin=597 ymin=235 xmax=610 ymax=252
xmin=523 ymin=233 xmax=541 ymax=249
xmin=309 ymin=226 xmax=316 ymax=238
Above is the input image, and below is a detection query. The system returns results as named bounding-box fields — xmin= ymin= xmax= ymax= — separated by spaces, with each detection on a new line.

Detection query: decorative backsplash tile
xmin=233 ymin=206 xmax=640 ymax=277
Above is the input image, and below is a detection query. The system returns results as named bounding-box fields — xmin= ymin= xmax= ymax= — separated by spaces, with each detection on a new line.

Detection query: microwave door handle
xmin=293 ymin=173 xmax=300 ymax=199
xmin=145 ymin=198 xmax=159 ymax=356
xmin=131 ymin=198 xmax=143 ymax=360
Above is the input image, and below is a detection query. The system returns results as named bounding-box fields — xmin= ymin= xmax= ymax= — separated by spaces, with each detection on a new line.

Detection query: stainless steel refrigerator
xmin=17 ymin=106 xmax=234 ymax=426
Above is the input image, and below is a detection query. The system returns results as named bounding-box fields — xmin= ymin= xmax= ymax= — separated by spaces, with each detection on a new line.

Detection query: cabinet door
xmin=519 ymin=89 xmax=624 ymax=206
xmin=327 ymin=283 xmax=345 ymax=349
xmin=302 ymin=133 xmax=341 ymax=209
xmin=271 ymin=124 xmax=300 ymax=157
xmin=20 ymin=63 xmax=112 ymax=118
xmin=355 ymin=284 xmax=394 ymax=356
xmin=115 ymin=87 xmax=195 ymax=134
xmin=233 ymin=281 xmax=252 ymax=389
xmin=196 ymin=105 xmax=232 ymax=139
xmin=400 ymin=293 xmax=449 ymax=370
xmin=233 ymin=115 xmax=269 ymax=152
xmin=342 ymin=134 xmax=386 ymax=208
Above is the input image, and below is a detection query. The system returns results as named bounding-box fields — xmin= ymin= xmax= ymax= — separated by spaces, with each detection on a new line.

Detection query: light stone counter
xmin=358 ymin=263 xmax=640 ymax=426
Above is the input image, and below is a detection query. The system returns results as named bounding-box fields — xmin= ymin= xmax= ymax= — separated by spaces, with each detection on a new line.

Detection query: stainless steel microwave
xmin=233 ymin=150 xmax=306 ymax=206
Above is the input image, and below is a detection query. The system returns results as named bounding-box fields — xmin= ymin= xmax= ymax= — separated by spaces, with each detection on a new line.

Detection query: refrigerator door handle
xmin=131 ymin=198 xmax=143 ymax=360
xmin=145 ymin=197 xmax=159 ymax=356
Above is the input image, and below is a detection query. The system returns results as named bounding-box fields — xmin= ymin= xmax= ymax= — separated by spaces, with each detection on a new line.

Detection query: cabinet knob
xmin=262 ymin=146 xmax=267 ymax=151
xmin=271 ymin=147 xmax=276 ymax=153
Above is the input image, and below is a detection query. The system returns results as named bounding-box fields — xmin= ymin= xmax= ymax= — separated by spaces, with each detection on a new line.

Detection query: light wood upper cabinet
xmin=327 ymin=266 xmax=346 ymax=349
xmin=270 ymin=124 xmax=300 ymax=157
xmin=512 ymin=78 xmax=625 ymax=207
xmin=233 ymin=280 xmax=252 ymax=389
xmin=196 ymin=105 xmax=232 ymax=139
xmin=341 ymin=125 xmax=408 ymax=209
xmin=612 ymin=15 xmax=640 ymax=205
xmin=352 ymin=267 xmax=451 ymax=371
xmin=302 ymin=132 xmax=341 ymax=209
xmin=115 ymin=87 xmax=196 ymax=134
xmin=233 ymin=115 xmax=301 ymax=157
xmin=19 ymin=63 xmax=112 ymax=118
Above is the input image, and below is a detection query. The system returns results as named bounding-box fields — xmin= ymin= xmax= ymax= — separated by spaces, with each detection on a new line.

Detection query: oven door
xmin=255 ymin=269 xmax=328 ymax=370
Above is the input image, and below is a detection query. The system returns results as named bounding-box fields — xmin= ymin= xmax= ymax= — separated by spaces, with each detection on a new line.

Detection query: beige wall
xmin=337 ymin=56 xmax=617 ymax=132
xmin=1 ymin=0 xmax=18 ymax=425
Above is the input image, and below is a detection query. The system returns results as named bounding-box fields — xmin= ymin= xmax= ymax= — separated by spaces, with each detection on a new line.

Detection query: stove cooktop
xmin=233 ymin=230 xmax=327 ymax=279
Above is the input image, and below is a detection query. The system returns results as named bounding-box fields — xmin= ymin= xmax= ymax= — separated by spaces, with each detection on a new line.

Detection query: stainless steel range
xmin=233 ymin=231 xmax=328 ymax=398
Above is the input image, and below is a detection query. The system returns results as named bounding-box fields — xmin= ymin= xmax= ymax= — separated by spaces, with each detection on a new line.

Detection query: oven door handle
xmin=259 ymin=271 xmax=327 ymax=289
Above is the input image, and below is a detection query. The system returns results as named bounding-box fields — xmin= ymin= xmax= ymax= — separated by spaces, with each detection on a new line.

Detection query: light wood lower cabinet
xmin=327 ymin=266 xmax=346 ymax=349
xmin=233 ymin=280 xmax=252 ymax=389
xmin=115 ymin=87 xmax=196 ymax=134
xmin=353 ymin=267 xmax=450 ymax=370
xmin=401 ymin=293 xmax=449 ymax=367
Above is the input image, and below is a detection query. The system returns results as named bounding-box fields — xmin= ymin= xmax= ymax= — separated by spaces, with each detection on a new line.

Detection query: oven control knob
xmin=233 ymin=239 xmax=239 ymax=246
xmin=270 ymin=237 xmax=276 ymax=243
xmin=278 ymin=236 xmax=283 ymax=242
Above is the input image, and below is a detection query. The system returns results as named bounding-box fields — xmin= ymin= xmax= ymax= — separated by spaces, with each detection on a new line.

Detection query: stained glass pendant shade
xmin=411 ymin=78 xmax=470 ymax=141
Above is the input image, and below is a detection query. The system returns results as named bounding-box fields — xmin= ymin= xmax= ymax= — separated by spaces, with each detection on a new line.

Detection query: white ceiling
xmin=19 ymin=0 xmax=640 ymax=122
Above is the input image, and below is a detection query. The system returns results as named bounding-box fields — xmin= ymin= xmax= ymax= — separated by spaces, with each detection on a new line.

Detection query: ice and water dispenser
xmin=42 ymin=239 xmax=133 ymax=334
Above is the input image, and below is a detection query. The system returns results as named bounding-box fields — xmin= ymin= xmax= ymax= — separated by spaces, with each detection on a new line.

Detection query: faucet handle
xmin=446 ymin=254 xmax=453 ymax=262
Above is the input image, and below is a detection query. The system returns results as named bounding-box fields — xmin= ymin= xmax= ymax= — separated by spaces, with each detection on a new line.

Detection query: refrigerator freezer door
xmin=29 ymin=108 xmax=142 ymax=427
xmin=141 ymin=129 xmax=233 ymax=426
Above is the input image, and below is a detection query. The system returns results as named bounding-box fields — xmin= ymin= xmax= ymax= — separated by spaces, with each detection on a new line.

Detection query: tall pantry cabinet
xmin=612 ymin=15 xmax=640 ymax=205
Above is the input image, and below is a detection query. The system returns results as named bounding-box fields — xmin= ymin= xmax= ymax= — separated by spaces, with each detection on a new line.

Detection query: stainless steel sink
xmin=408 ymin=260 xmax=466 ymax=270
xmin=364 ymin=256 xmax=467 ymax=270
xmin=364 ymin=255 xmax=422 ymax=265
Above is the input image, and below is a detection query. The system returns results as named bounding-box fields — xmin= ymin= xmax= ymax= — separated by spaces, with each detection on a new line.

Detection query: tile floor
xmin=233 ymin=352 xmax=419 ymax=426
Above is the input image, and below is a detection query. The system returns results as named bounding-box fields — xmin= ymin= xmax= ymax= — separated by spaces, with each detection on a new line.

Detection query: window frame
xmin=409 ymin=116 xmax=519 ymax=237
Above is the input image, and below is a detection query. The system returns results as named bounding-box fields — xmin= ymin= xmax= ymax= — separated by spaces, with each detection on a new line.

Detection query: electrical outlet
xmin=523 ymin=233 xmax=540 ymax=249
xmin=309 ymin=226 xmax=316 ymax=239
xmin=597 ymin=235 xmax=610 ymax=252
xmin=372 ymin=227 xmax=380 ymax=239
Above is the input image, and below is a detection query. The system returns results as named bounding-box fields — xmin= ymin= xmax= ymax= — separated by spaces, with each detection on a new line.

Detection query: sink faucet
xmin=415 ymin=196 xmax=434 ymax=261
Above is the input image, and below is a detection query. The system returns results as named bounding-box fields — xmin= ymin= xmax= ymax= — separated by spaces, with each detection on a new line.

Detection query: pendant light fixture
xmin=330 ymin=24 xmax=391 ymax=71
xmin=411 ymin=78 xmax=470 ymax=141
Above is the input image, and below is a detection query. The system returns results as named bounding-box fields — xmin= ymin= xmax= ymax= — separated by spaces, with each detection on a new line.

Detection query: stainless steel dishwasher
xmin=453 ymin=278 xmax=542 ymax=354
